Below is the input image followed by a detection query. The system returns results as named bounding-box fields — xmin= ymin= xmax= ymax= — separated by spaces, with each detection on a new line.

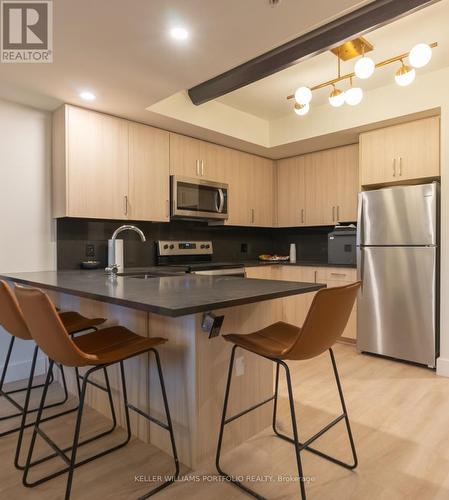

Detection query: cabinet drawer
xmin=325 ymin=268 xmax=357 ymax=282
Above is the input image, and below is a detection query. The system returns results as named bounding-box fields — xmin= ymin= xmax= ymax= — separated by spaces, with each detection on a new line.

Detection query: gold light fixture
xmin=288 ymin=40 xmax=437 ymax=116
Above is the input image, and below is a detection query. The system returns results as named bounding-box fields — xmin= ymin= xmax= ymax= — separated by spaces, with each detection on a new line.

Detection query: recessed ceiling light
xmin=170 ymin=27 xmax=189 ymax=41
xmin=79 ymin=91 xmax=96 ymax=101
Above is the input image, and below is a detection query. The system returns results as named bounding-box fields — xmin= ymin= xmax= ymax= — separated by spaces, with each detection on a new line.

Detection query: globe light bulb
xmin=294 ymin=102 xmax=310 ymax=116
xmin=395 ymin=64 xmax=416 ymax=86
xmin=354 ymin=56 xmax=375 ymax=79
xmin=345 ymin=86 xmax=363 ymax=106
xmin=294 ymin=86 xmax=312 ymax=105
xmin=409 ymin=43 xmax=432 ymax=68
xmin=328 ymin=87 xmax=345 ymax=107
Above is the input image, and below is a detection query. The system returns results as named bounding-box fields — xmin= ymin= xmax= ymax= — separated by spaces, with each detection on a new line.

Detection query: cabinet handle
xmin=331 ymin=272 xmax=347 ymax=277
xmin=201 ymin=160 xmax=204 ymax=177
xmin=166 ymin=199 xmax=170 ymax=219
xmin=300 ymin=208 xmax=304 ymax=224
xmin=124 ymin=195 xmax=128 ymax=216
xmin=392 ymin=158 xmax=396 ymax=177
xmin=337 ymin=205 xmax=340 ymax=221
xmin=332 ymin=206 xmax=335 ymax=221
xmin=251 ymin=208 xmax=255 ymax=224
xmin=314 ymin=270 xmax=317 ymax=282
xmin=399 ymin=157 xmax=402 ymax=176
xmin=195 ymin=160 xmax=200 ymax=176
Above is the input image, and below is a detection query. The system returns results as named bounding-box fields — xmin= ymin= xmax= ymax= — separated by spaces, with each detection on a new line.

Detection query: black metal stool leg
xmin=64 ymin=364 xmax=90 ymax=500
xmin=136 ymin=349 xmax=180 ymax=500
xmin=22 ymin=360 xmax=55 ymax=486
xmin=279 ymin=360 xmax=307 ymax=500
xmin=329 ymin=348 xmax=358 ymax=469
xmin=0 ymin=336 xmax=15 ymax=393
xmin=273 ymin=350 xmax=358 ymax=471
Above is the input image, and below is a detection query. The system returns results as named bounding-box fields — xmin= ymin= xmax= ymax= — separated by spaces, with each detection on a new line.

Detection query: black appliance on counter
xmin=328 ymin=225 xmax=356 ymax=265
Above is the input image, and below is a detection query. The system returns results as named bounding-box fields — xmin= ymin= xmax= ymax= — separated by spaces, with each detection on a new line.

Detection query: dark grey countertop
xmin=0 ymin=270 xmax=324 ymax=318
xmin=241 ymin=260 xmax=356 ymax=269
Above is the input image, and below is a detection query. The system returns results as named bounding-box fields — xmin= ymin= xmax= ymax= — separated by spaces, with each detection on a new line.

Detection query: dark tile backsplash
xmin=56 ymin=218 xmax=333 ymax=270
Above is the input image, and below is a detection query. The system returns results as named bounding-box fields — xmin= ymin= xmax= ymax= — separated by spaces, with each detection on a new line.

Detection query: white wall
xmin=0 ymin=98 xmax=55 ymax=382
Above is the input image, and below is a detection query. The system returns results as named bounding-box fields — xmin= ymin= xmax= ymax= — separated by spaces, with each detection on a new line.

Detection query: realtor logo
xmin=1 ymin=0 xmax=52 ymax=62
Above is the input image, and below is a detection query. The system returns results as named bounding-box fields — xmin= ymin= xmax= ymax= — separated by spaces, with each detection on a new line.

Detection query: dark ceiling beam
xmin=188 ymin=0 xmax=439 ymax=105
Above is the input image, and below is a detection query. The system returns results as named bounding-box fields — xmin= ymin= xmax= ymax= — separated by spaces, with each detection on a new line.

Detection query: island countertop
xmin=0 ymin=270 xmax=325 ymax=317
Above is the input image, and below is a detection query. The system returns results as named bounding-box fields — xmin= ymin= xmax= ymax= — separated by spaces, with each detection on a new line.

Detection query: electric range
xmin=156 ymin=240 xmax=246 ymax=277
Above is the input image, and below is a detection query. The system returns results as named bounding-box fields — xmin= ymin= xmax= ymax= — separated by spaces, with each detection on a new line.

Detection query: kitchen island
xmin=0 ymin=270 xmax=323 ymax=468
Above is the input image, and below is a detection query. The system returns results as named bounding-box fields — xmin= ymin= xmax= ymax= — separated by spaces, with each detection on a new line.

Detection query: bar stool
xmin=15 ymin=284 xmax=179 ymax=500
xmin=0 ymin=280 xmax=107 ymax=466
xmin=216 ymin=281 xmax=361 ymax=500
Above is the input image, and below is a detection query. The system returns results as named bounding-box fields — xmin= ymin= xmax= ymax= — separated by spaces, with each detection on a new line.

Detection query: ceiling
xmin=0 ymin=0 xmax=372 ymax=122
xmin=218 ymin=0 xmax=449 ymax=120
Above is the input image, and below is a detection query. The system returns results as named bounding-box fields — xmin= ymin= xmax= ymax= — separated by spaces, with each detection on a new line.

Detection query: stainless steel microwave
xmin=170 ymin=176 xmax=229 ymax=220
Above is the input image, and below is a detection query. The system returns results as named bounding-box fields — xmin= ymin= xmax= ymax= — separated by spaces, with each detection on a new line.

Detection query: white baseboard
xmin=0 ymin=357 xmax=47 ymax=384
xmin=436 ymin=357 xmax=449 ymax=377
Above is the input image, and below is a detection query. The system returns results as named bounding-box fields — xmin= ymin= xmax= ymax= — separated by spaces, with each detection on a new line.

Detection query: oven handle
xmin=218 ymin=188 xmax=225 ymax=213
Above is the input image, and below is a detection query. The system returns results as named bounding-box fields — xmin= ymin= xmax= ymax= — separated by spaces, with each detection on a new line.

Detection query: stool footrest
xmin=77 ymin=373 xmax=108 ymax=393
xmin=127 ymin=403 xmax=169 ymax=430
xmin=224 ymin=395 xmax=275 ymax=426
xmin=37 ymin=428 xmax=71 ymax=465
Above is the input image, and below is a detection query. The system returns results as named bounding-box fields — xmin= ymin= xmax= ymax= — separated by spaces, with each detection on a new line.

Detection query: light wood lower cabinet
xmin=245 ymin=265 xmax=357 ymax=340
xmin=52 ymin=105 xmax=170 ymax=222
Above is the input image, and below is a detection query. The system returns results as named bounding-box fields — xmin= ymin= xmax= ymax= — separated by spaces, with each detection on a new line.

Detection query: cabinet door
xmin=277 ymin=156 xmax=306 ymax=227
xmin=225 ymin=150 xmax=252 ymax=226
xmin=128 ymin=122 xmax=170 ymax=222
xmin=67 ymin=106 xmax=129 ymax=219
xmin=395 ymin=117 xmax=440 ymax=181
xmin=326 ymin=278 xmax=357 ymax=340
xmin=279 ymin=266 xmax=318 ymax=327
xmin=245 ymin=266 xmax=275 ymax=279
xmin=360 ymin=127 xmax=395 ymax=186
xmin=334 ymin=144 xmax=359 ymax=223
xmin=200 ymin=142 xmax=229 ymax=182
xmin=304 ymin=151 xmax=333 ymax=226
xmin=169 ymin=133 xmax=201 ymax=178
xmin=251 ymin=156 xmax=275 ymax=227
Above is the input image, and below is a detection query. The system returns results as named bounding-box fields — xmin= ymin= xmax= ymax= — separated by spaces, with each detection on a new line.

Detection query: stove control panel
xmin=157 ymin=240 xmax=213 ymax=256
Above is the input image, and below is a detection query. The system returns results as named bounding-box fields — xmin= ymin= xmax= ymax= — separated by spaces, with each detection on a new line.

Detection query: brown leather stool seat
xmin=58 ymin=311 xmax=106 ymax=335
xmin=0 ymin=280 xmax=107 ymax=452
xmin=224 ymin=321 xmax=300 ymax=359
xmin=73 ymin=326 xmax=166 ymax=365
xmin=216 ymin=281 xmax=362 ymax=500
xmin=15 ymin=284 xmax=179 ymax=500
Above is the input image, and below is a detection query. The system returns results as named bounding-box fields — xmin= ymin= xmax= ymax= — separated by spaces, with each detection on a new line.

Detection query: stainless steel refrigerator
xmin=357 ymin=182 xmax=439 ymax=367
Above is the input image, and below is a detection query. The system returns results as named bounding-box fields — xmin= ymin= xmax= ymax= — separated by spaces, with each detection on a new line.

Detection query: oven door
xmin=192 ymin=268 xmax=246 ymax=278
xmin=171 ymin=176 xmax=228 ymax=220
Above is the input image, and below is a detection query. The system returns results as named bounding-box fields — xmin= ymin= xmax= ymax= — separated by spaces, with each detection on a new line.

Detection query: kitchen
xmin=0 ymin=0 xmax=449 ymax=499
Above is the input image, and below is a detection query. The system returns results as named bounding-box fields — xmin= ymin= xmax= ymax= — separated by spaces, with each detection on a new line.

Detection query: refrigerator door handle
xmin=356 ymin=192 xmax=364 ymax=246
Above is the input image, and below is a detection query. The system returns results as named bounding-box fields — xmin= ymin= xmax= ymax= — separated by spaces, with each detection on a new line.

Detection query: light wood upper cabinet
xmin=277 ymin=156 xmax=306 ymax=227
xmin=360 ymin=116 xmax=440 ymax=186
xmin=276 ymin=144 xmax=359 ymax=227
xmin=58 ymin=105 xmax=129 ymax=220
xmin=128 ymin=122 xmax=170 ymax=222
xmin=225 ymin=150 xmax=275 ymax=227
xmin=169 ymin=133 xmax=228 ymax=182
xmin=52 ymin=105 xmax=169 ymax=221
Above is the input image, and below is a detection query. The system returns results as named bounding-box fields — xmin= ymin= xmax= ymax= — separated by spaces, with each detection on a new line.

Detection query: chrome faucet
xmin=105 ymin=225 xmax=147 ymax=274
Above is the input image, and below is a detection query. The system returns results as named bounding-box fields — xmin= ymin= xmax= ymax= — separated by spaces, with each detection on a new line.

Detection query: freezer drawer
xmin=357 ymin=246 xmax=436 ymax=366
xmin=357 ymin=183 xmax=438 ymax=246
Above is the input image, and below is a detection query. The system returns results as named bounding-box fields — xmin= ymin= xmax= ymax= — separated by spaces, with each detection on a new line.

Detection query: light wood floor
xmin=1 ymin=343 xmax=449 ymax=499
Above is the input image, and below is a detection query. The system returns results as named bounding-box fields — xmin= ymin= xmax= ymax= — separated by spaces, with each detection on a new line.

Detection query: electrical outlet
xmin=235 ymin=356 xmax=245 ymax=377
xmin=85 ymin=244 xmax=95 ymax=258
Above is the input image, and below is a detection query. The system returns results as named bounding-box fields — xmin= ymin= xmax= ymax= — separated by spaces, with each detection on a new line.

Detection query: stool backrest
xmin=0 ymin=280 xmax=32 ymax=340
xmin=15 ymin=285 xmax=96 ymax=367
xmin=284 ymin=281 xmax=361 ymax=360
